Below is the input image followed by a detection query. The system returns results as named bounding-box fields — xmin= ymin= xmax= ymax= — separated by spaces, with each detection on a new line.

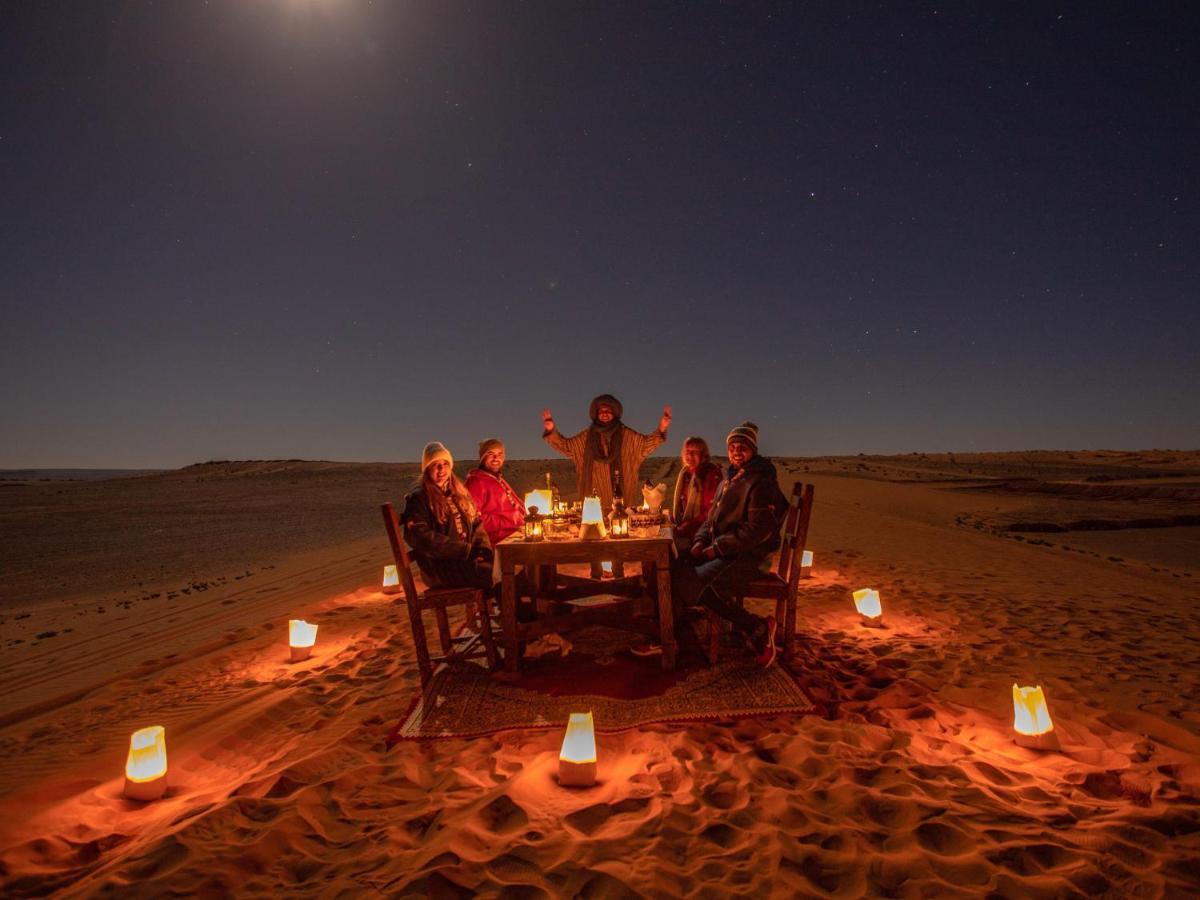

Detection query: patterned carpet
xmin=389 ymin=624 xmax=817 ymax=742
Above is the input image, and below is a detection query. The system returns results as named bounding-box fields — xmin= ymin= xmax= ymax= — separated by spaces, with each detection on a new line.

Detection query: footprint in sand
xmin=915 ymin=820 xmax=975 ymax=856
xmin=564 ymin=798 xmax=650 ymax=836
xmin=475 ymin=795 xmax=528 ymax=835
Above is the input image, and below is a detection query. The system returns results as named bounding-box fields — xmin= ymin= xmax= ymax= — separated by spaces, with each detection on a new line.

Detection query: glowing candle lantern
xmin=558 ymin=711 xmax=597 ymax=787
xmin=852 ymin=588 xmax=883 ymax=627
xmin=610 ymin=511 xmax=630 ymax=538
xmin=382 ymin=564 xmax=401 ymax=595
xmin=524 ymin=511 xmax=545 ymax=542
xmin=289 ymin=618 xmax=318 ymax=661
xmin=124 ymin=725 xmax=168 ymax=801
xmin=1012 ymin=684 xmax=1058 ymax=748
xmin=524 ymin=489 xmax=553 ymax=517
xmin=800 ymin=550 xmax=814 ymax=578
xmin=578 ymin=496 xmax=607 ymax=540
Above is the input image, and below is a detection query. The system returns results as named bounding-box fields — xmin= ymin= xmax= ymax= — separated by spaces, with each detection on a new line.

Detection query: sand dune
xmin=1 ymin=452 xmax=1198 ymax=896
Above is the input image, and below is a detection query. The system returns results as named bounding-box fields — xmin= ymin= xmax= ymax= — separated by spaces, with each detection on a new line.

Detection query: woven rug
xmin=389 ymin=624 xmax=817 ymax=742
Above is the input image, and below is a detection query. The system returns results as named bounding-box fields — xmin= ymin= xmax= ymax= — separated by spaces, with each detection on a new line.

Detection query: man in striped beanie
xmin=641 ymin=421 xmax=788 ymax=667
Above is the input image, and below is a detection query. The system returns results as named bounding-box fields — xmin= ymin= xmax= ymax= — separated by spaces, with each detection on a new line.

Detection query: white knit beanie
xmin=421 ymin=441 xmax=453 ymax=471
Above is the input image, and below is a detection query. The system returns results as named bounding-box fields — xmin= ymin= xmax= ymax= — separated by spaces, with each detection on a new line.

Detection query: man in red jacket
xmin=465 ymin=438 xmax=526 ymax=546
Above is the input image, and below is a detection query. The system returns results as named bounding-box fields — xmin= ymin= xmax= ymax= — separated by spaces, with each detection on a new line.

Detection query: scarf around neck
xmin=581 ymin=419 xmax=623 ymax=496
xmin=673 ymin=464 xmax=707 ymax=522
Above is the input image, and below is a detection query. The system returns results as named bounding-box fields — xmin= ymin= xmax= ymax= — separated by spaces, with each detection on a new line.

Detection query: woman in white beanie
xmin=401 ymin=441 xmax=495 ymax=592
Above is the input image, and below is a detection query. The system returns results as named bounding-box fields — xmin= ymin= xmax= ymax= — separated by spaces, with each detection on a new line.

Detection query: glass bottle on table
xmin=545 ymin=471 xmax=561 ymax=511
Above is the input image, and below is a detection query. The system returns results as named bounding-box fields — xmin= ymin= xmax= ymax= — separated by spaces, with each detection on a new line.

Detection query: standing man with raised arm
xmin=542 ymin=394 xmax=671 ymax=577
xmin=541 ymin=394 xmax=671 ymax=510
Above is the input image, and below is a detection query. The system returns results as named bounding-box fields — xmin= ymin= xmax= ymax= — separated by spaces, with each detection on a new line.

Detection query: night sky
xmin=2 ymin=2 xmax=1197 ymax=468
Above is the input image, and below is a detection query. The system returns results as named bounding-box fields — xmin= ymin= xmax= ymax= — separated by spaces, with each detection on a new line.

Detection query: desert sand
xmin=1 ymin=451 xmax=1199 ymax=897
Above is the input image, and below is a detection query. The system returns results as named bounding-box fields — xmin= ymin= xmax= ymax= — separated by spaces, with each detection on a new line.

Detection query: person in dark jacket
xmin=671 ymin=436 xmax=723 ymax=552
xmin=401 ymin=441 xmax=494 ymax=591
xmin=634 ymin=422 xmax=786 ymax=667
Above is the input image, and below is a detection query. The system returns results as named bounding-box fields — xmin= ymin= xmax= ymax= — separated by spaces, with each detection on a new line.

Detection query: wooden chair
xmin=706 ymin=482 xmax=815 ymax=665
xmin=381 ymin=502 xmax=499 ymax=688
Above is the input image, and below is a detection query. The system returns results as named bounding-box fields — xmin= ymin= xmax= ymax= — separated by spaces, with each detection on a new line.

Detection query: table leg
xmin=636 ymin=561 xmax=654 ymax=618
xmin=502 ymin=564 xmax=520 ymax=675
xmin=535 ymin=563 xmax=554 ymax=614
xmin=655 ymin=548 xmax=676 ymax=670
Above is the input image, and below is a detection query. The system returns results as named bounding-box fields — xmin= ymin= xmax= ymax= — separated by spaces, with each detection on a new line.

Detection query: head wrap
xmin=588 ymin=394 xmax=623 ymax=423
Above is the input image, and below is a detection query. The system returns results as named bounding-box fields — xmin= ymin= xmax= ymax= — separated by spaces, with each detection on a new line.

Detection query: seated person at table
xmin=542 ymin=394 xmax=671 ymax=577
xmin=465 ymin=438 xmax=525 ymax=546
xmin=402 ymin=442 xmax=495 ymax=592
xmin=671 ymin=436 xmax=723 ymax=551
xmin=634 ymin=422 xmax=787 ymax=667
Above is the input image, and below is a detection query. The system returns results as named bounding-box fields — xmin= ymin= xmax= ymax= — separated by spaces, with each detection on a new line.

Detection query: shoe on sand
xmin=753 ymin=616 xmax=778 ymax=669
xmin=630 ymin=642 xmax=663 ymax=657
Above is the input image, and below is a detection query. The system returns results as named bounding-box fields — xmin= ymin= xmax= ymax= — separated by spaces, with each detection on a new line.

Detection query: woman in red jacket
xmin=671 ymin=436 xmax=723 ymax=550
xmin=465 ymin=438 xmax=526 ymax=546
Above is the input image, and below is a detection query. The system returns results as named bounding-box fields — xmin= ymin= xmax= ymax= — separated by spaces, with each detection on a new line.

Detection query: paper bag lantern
xmin=1012 ymin=684 xmax=1058 ymax=748
xmin=524 ymin=489 xmax=553 ymax=517
xmin=382 ymin=564 xmax=401 ymax=595
xmin=558 ymin=712 xmax=597 ymax=786
xmin=852 ymin=588 xmax=883 ymax=627
xmin=640 ymin=482 xmax=667 ymax=513
xmin=289 ymin=618 xmax=318 ymax=661
xmin=578 ymin=496 xmax=607 ymax=540
xmin=124 ymin=725 xmax=167 ymax=801
xmin=800 ymin=550 xmax=813 ymax=578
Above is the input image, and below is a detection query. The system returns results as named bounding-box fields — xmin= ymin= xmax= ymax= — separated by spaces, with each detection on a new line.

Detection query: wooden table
xmin=495 ymin=527 xmax=677 ymax=673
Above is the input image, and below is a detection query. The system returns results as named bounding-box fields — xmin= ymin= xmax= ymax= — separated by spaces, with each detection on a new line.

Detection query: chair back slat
xmin=380 ymin=503 xmax=422 ymax=603
xmin=788 ymin=484 xmax=815 ymax=582
xmin=775 ymin=482 xmax=805 ymax=578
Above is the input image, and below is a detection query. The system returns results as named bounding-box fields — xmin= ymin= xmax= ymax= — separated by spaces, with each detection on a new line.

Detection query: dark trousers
xmin=423 ymin=559 xmax=531 ymax=605
xmin=670 ymin=554 xmax=769 ymax=636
